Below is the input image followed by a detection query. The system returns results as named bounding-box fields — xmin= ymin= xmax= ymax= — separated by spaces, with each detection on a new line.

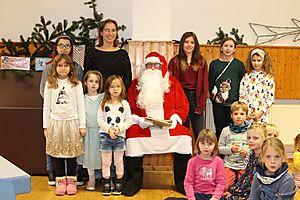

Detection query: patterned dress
xmin=227 ymin=150 xmax=259 ymax=199
xmin=239 ymin=70 xmax=275 ymax=123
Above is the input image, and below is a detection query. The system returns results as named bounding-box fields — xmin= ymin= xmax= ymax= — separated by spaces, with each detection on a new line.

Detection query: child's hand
xmin=80 ymin=128 xmax=86 ymax=136
xmin=239 ymin=149 xmax=248 ymax=158
xmin=108 ymin=127 xmax=117 ymax=139
xmin=223 ymin=191 xmax=232 ymax=198
xmin=231 ymin=144 xmax=240 ymax=153
xmin=209 ymin=197 xmax=218 ymax=200
xmin=113 ymin=126 xmax=120 ymax=135
xmin=44 ymin=128 xmax=48 ymax=138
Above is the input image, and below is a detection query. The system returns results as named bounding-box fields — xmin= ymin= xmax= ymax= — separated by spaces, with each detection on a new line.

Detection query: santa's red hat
xmin=145 ymin=52 xmax=168 ymax=77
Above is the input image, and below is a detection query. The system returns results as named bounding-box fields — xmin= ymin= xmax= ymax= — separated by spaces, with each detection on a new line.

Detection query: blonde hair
xmin=230 ymin=101 xmax=248 ymax=115
xmin=294 ymin=134 xmax=300 ymax=151
xmin=261 ymin=137 xmax=287 ymax=162
xmin=47 ymin=54 xmax=79 ymax=89
xmin=265 ymin=123 xmax=279 ymax=138
xmin=248 ymin=122 xmax=267 ymax=139
xmin=83 ymin=70 xmax=103 ymax=94
xmin=194 ymin=129 xmax=218 ymax=156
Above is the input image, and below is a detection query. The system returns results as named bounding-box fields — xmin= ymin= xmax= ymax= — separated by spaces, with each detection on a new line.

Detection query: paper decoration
xmin=35 ymin=57 xmax=52 ymax=72
xmin=0 ymin=56 xmax=30 ymax=70
xmin=73 ymin=45 xmax=85 ymax=69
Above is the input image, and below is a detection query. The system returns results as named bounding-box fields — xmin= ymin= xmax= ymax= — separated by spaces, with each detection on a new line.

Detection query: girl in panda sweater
xmin=97 ymin=75 xmax=132 ymax=196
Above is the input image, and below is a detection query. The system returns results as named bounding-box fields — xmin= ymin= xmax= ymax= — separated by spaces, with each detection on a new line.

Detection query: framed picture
xmin=35 ymin=57 xmax=52 ymax=72
xmin=0 ymin=56 xmax=30 ymax=70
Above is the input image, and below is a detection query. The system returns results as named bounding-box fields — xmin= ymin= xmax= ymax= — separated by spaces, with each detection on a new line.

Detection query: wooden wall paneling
xmin=127 ymin=41 xmax=137 ymax=80
xmin=283 ymin=48 xmax=292 ymax=98
xmin=276 ymin=48 xmax=285 ymax=98
xmin=270 ymin=48 xmax=280 ymax=98
xmin=291 ymin=48 xmax=299 ymax=99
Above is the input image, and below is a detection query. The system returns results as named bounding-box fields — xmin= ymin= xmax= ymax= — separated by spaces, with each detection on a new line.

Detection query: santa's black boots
xmin=122 ymin=156 xmax=144 ymax=196
xmin=173 ymin=153 xmax=191 ymax=195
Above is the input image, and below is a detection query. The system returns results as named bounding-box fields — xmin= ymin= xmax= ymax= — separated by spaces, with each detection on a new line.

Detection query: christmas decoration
xmin=207 ymin=27 xmax=247 ymax=45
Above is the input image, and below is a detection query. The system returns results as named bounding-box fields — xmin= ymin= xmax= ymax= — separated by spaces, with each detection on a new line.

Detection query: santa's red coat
xmin=126 ymin=76 xmax=193 ymax=156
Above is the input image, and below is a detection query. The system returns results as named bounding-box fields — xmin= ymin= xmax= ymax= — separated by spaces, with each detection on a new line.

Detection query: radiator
xmin=205 ymin=100 xmax=300 ymax=145
xmin=269 ymin=104 xmax=300 ymax=145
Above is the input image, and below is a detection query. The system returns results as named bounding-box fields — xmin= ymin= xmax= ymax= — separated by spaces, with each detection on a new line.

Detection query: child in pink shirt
xmin=184 ymin=129 xmax=225 ymax=200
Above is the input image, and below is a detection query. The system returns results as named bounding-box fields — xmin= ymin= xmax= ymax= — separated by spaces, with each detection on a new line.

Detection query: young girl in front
xmin=79 ymin=70 xmax=104 ymax=191
xmin=168 ymin=32 xmax=208 ymax=139
xmin=225 ymin=123 xmax=266 ymax=199
xmin=248 ymin=137 xmax=297 ymax=199
xmin=184 ymin=129 xmax=225 ymax=200
xmin=43 ymin=54 xmax=85 ymax=196
xmin=239 ymin=48 xmax=275 ymax=124
xmin=293 ymin=133 xmax=300 ymax=187
xmin=97 ymin=75 xmax=132 ymax=196
xmin=208 ymin=37 xmax=245 ymax=139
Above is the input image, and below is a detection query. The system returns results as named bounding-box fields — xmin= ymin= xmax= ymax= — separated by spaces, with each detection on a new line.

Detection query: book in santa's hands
xmin=145 ymin=117 xmax=172 ymax=128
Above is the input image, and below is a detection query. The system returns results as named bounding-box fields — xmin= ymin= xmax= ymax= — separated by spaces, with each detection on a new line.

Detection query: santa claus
xmin=122 ymin=52 xmax=193 ymax=196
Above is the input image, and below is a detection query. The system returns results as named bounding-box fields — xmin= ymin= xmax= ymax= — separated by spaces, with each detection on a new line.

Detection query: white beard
xmin=137 ymin=69 xmax=170 ymax=110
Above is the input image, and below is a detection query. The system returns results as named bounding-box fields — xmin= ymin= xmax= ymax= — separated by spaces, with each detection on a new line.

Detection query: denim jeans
xmin=46 ymin=154 xmax=54 ymax=172
xmin=183 ymin=89 xmax=205 ymax=139
xmin=99 ymin=133 xmax=125 ymax=152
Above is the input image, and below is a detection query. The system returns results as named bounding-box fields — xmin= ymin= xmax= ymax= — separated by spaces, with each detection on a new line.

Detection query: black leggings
xmin=52 ymin=157 xmax=76 ymax=177
xmin=212 ymin=103 xmax=232 ymax=139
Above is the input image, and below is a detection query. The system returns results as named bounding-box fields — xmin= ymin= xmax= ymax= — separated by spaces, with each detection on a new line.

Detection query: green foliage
xmin=0 ymin=0 xmax=126 ymax=77
xmin=207 ymin=27 xmax=247 ymax=45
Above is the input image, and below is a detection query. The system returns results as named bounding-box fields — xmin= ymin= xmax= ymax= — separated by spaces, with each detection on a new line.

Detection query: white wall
xmin=1 ymin=0 xmax=300 ymax=46
xmin=0 ymin=0 xmax=132 ymax=41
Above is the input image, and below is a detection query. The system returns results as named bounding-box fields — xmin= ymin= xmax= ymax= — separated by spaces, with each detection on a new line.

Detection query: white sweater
xmin=43 ymin=78 xmax=86 ymax=128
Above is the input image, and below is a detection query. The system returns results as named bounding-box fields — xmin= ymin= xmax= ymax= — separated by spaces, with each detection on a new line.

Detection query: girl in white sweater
xmin=43 ymin=54 xmax=85 ymax=196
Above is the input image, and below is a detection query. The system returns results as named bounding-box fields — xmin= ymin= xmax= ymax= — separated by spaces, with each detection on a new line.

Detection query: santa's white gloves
xmin=168 ymin=114 xmax=182 ymax=129
xmin=132 ymin=115 xmax=153 ymax=129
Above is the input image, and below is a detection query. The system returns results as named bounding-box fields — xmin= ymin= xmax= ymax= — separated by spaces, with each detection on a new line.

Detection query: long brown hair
xmin=175 ymin=32 xmax=204 ymax=72
xmin=100 ymin=75 xmax=126 ymax=110
xmin=47 ymin=54 xmax=79 ymax=89
xmin=97 ymin=19 xmax=119 ymax=48
xmin=246 ymin=48 xmax=273 ymax=76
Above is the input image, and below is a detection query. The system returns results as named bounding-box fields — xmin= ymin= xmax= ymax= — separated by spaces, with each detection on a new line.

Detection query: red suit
xmin=122 ymin=52 xmax=192 ymax=196
xmin=126 ymin=76 xmax=193 ymax=156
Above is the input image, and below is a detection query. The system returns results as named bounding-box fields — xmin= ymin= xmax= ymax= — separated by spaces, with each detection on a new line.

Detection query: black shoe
xmin=47 ymin=171 xmax=56 ymax=186
xmin=102 ymin=178 xmax=111 ymax=196
xmin=76 ymin=167 xmax=84 ymax=186
xmin=112 ymin=178 xmax=123 ymax=195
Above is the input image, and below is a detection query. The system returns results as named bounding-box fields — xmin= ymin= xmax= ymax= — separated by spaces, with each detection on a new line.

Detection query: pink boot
xmin=55 ymin=177 xmax=67 ymax=196
xmin=66 ymin=176 xmax=77 ymax=195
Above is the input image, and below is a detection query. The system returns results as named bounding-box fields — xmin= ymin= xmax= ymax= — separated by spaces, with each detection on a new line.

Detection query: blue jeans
xmin=183 ymin=89 xmax=204 ymax=139
xmin=99 ymin=133 xmax=125 ymax=152
xmin=46 ymin=154 xmax=54 ymax=172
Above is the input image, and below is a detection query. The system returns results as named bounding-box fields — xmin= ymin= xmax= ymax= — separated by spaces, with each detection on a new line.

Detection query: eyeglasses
xmin=145 ymin=63 xmax=162 ymax=68
xmin=103 ymin=28 xmax=117 ymax=33
xmin=57 ymin=44 xmax=71 ymax=49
